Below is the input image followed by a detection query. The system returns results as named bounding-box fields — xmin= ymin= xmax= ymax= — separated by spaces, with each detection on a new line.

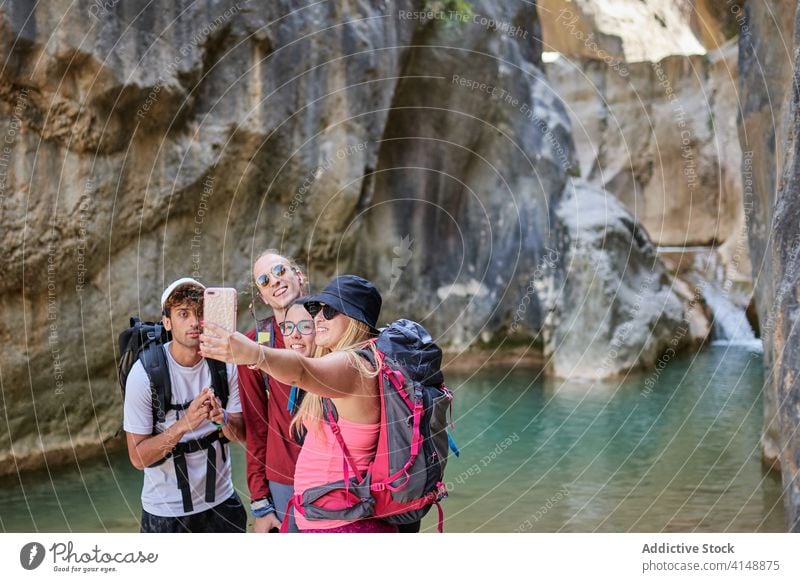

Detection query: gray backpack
xmin=284 ymin=320 xmax=457 ymax=532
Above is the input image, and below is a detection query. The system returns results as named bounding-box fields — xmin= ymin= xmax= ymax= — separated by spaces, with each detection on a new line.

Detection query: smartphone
xmin=203 ymin=287 xmax=237 ymax=333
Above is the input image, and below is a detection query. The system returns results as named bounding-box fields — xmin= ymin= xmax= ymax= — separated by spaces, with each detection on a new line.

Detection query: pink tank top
xmin=293 ymin=416 xmax=380 ymax=531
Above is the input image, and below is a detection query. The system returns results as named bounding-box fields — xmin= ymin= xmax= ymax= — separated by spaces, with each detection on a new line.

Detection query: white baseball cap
xmin=161 ymin=277 xmax=206 ymax=309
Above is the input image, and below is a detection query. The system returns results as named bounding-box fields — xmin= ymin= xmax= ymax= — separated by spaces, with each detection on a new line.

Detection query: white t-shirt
xmin=123 ymin=343 xmax=241 ymax=517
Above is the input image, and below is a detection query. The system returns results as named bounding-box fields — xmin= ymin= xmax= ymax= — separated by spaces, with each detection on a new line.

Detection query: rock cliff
xmin=0 ymin=0 xmax=422 ymax=472
xmin=541 ymin=0 xmax=751 ymax=284
xmin=738 ymin=0 xmax=800 ymax=529
xmin=0 ymin=0 xmax=586 ymax=473
xmin=0 ymin=0 xmax=714 ymax=478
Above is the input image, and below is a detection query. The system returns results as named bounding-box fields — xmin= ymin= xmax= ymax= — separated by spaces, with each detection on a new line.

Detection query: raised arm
xmin=264 ymin=348 xmax=367 ymax=399
xmin=200 ymin=324 xmax=368 ymax=398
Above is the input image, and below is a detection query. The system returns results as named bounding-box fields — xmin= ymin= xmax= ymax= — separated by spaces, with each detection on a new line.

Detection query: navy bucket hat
xmin=304 ymin=275 xmax=382 ymax=331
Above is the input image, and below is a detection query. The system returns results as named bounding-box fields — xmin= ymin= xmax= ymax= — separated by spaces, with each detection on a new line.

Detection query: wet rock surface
xmin=543 ymin=179 xmax=689 ymax=379
xmin=738 ymin=0 xmax=800 ymax=530
xmin=0 ymin=0 xmax=744 ymax=485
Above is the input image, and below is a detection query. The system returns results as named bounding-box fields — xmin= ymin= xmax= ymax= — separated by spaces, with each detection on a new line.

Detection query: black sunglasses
xmin=279 ymin=319 xmax=315 ymax=336
xmin=306 ymin=302 xmax=339 ymax=320
xmin=255 ymin=263 xmax=290 ymax=288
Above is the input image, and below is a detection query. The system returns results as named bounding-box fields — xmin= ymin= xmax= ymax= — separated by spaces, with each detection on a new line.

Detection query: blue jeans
xmin=269 ymin=481 xmax=298 ymax=533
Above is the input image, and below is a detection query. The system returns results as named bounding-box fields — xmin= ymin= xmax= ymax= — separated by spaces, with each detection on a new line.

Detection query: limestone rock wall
xmin=0 ymin=0 xmax=420 ymax=473
xmin=0 ymin=0 xmax=714 ymax=477
xmin=738 ymin=0 xmax=800 ymax=529
xmin=541 ymin=1 xmax=751 ymax=284
xmin=353 ymin=1 xmax=567 ymax=348
xmin=0 ymin=0 xmax=588 ymax=474
xmin=543 ymin=179 xmax=690 ymax=379
xmin=537 ymin=0 xmax=706 ymax=63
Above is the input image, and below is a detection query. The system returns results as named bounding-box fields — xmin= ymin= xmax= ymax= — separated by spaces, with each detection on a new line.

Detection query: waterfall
xmin=701 ymin=281 xmax=761 ymax=349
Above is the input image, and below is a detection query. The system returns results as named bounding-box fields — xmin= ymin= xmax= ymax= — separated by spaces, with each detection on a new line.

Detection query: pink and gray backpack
xmin=284 ymin=319 xmax=456 ymax=532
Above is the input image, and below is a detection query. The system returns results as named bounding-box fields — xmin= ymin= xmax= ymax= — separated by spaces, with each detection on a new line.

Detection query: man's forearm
xmin=129 ymin=420 xmax=188 ymax=469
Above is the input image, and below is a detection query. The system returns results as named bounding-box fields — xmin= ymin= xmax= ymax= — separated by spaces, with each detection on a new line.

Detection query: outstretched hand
xmin=200 ymin=321 xmax=261 ymax=366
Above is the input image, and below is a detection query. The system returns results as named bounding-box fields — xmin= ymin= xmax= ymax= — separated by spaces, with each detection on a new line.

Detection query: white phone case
xmin=204 ymin=287 xmax=237 ymax=333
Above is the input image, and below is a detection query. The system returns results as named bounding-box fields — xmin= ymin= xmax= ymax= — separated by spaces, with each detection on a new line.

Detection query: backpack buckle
xmin=370 ymin=482 xmax=386 ymax=492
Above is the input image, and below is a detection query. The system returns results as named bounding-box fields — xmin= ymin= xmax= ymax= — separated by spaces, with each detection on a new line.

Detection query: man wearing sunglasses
xmin=239 ymin=250 xmax=308 ymax=532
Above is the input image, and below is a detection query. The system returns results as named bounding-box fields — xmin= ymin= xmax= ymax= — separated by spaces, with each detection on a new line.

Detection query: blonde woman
xmin=200 ymin=275 xmax=397 ymax=532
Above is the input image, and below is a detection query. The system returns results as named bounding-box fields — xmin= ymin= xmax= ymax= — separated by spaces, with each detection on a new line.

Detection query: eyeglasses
xmin=279 ymin=319 xmax=315 ymax=336
xmin=305 ymin=302 xmax=339 ymax=321
xmin=255 ymin=263 xmax=289 ymax=288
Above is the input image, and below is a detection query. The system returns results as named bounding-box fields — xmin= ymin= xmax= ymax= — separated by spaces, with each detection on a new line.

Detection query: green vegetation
xmin=424 ymin=0 xmax=474 ymax=29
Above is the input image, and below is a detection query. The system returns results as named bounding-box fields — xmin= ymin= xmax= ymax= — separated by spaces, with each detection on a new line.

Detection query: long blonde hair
xmin=290 ymin=318 xmax=380 ymax=435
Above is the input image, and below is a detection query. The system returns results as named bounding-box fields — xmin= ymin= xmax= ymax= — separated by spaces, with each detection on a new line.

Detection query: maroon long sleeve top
xmin=238 ymin=319 xmax=302 ymax=503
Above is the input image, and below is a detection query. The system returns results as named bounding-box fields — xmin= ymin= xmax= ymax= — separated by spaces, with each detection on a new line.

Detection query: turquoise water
xmin=0 ymin=345 xmax=785 ymax=532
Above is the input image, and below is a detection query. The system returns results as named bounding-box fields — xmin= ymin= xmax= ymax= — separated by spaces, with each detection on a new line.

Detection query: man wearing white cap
xmin=123 ymin=277 xmax=246 ymax=532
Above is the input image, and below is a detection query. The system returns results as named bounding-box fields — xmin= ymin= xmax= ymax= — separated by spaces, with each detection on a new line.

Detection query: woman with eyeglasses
xmin=237 ymin=250 xmax=310 ymax=533
xmin=280 ymin=301 xmax=316 ymax=356
xmin=200 ymin=274 xmax=397 ymax=533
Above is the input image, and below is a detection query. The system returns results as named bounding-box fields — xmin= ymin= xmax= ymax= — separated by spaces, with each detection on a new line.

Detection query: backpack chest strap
xmin=150 ymin=429 xmax=229 ymax=513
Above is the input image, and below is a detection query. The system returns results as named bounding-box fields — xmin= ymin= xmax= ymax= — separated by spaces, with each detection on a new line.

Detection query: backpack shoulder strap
xmin=321 ymin=398 xmax=363 ymax=485
xmin=321 ymin=397 xmax=338 ymax=424
xmin=207 ymin=358 xmax=229 ymax=408
xmin=257 ymin=317 xmax=275 ymax=396
xmin=356 ymin=341 xmax=382 ymax=372
xmin=356 ymin=347 xmax=375 ymax=367
xmin=139 ymin=329 xmax=171 ymax=427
